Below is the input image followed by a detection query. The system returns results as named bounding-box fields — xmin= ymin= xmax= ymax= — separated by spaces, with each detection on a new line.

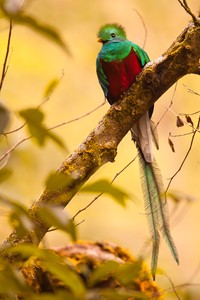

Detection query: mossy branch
xmin=2 ymin=20 xmax=200 ymax=255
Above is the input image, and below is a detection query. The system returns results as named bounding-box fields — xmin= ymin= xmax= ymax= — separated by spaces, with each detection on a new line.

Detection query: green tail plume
xmin=138 ymin=149 xmax=179 ymax=280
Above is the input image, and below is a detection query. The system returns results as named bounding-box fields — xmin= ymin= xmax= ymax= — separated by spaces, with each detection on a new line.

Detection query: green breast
xmin=98 ymin=40 xmax=132 ymax=62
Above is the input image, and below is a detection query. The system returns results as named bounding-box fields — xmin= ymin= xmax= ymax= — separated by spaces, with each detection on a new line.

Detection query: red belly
xmin=100 ymin=48 xmax=142 ymax=104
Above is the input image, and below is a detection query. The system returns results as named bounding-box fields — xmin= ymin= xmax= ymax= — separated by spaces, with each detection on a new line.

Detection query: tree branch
xmin=2 ymin=20 xmax=200 ymax=254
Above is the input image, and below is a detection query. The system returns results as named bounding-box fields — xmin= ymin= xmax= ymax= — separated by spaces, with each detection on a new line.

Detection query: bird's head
xmin=97 ymin=23 xmax=126 ymax=44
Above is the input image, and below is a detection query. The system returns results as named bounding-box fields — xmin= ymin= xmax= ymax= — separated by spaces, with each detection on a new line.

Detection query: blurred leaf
xmin=38 ymin=205 xmax=76 ymax=240
xmin=0 ymin=168 xmax=12 ymax=183
xmin=28 ymin=291 xmax=79 ymax=300
xmin=1 ymin=0 xmax=24 ymax=15
xmin=88 ymin=261 xmax=147 ymax=300
xmin=44 ymin=78 xmax=60 ymax=98
xmin=0 ymin=2 xmax=70 ymax=54
xmin=88 ymin=260 xmax=119 ymax=287
xmin=14 ymin=14 xmax=70 ymax=54
xmin=0 ymin=195 xmax=34 ymax=235
xmin=45 ymin=172 xmax=73 ymax=191
xmin=5 ymin=244 xmax=39 ymax=259
xmin=176 ymin=116 xmax=184 ymax=127
xmin=0 ymin=194 xmax=27 ymax=211
xmin=42 ymin=252 xmax=86 ymax=298
xmin=0 ymin=259 xmax=30 ymax=294
xmin=185 ymin=115 xmax=194 ymax=127
xmin=167 ymin=190 xmax=195 ymax=204
xmin=7 ymin=246 xmax=86 ymax=298
xmin=47 ymin=130 xmax=66 ymax=149
xmin=9 ymin=210 xmax=31 ymax=237
xmin=168 ymin=137 xmax=175 ymax=153
xmin=98 ymin=289 xmax=148 ymax=300
xmin=115 ymin=261 xmax=143 ymax=285
xmin=150 ymin=120 xmax=159 ymax=150
xmin=0 ymin=102 xmax=10 ymax=134
xmin=19 ymin=108 xmax=66 ymax=149
xmin=81 ymin=179 xmax=129 ymax=207
xmin=89 ymin=260 xmax=142 ymax=288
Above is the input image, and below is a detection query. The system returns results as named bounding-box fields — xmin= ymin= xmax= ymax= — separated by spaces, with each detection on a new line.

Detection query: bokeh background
xmin=0 ymin=0 xmax=200 ymax=298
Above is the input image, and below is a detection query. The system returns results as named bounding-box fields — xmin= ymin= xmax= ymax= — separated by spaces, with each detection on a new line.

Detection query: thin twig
xmin=111 ymin=156 xmax=137 ymax=183
xmin=165 ymin=282 xmax=200 ymax=292
xmin=133 ymin=8 xmax=148 ymax=49
xmin=164 ymin=274 xmax=182 ymax=300
xmin=155 ymin=82 xmax=178 ymax=130
xmin=72 ymin=156 xmax=137 ymax=221
xmin=180 ymin=110 xmax=200 ymax=116
xmin=187 ymin=260 xmax=200 ymax=283
xmin=5 ymin=73 xmax=65 ymax=135
xmin=5 ymin=122 xmax=27 ymax=135
xmin=72 ymin=192 xmax=104 ymax=221
xmin=183 ymin=84 xmax=200 ymax=97
xmin=165 ymin=116 xmax=200 ymax=194
xmin=75 ymin=219 xmax=85 ymax=227
xmin=37 ymin=71 xmax=65 ymax=109
xmin=47 ymin=218 xmax=85 ymax=233
xmin=169 ymin=131 xmax=195 ymax=138
xmin=0 ymin=135 xmax=32 ymax=162
xmin=169 ymin=108 xmax=199 ymax=131
xmin=171 ymin=200 xmax=192 ymax=228
xmin=2 ymin=101 xmax=106 ymax=161
xmin=48 ymin=100 xmax=106 ymax=131
xmin=177 ymin=0 xmax=198 ymax=24
xmin=0 ymin=19 xmax=13 ymax=92
xmin=0 ymin=152 xmax=10 ymax=169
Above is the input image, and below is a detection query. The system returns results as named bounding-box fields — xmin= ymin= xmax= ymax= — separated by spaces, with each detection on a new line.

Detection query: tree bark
xmin=2 ymin=19 xmax=200 ymax=252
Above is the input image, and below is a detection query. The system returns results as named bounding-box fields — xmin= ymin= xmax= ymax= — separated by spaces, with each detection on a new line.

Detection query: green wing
xmin=131 ymin=42 xmax=150 ymax=66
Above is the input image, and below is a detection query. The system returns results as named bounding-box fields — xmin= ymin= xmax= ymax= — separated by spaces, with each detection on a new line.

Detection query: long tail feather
xmin=138 ymin=149 xmax=179 ymax=279
xmin=131 ymin=112 xmax=153 ymax=163
xmin=138 ymin=150 xmax=160 ymax=279
xmin=150 ymin=120 xmax=159 ymax=150
xmin=150 ymin=160 xmax=179 ymax=265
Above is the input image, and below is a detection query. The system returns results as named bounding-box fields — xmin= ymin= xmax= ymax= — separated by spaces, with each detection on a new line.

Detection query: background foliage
xmin=0 ymin=0 xmax=200 ymax=299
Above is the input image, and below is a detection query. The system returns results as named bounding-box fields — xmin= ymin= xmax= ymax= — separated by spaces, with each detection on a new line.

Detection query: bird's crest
xmin=97 ymin=23 xmax=127 ymax=42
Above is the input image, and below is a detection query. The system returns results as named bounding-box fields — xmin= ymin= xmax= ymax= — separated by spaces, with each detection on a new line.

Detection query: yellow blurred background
xmin=0 ymin=0 xmax=200 ymax=298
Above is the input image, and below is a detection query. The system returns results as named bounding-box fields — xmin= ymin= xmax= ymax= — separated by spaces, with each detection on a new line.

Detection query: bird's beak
xmin=97 ymin=38 xmax=103 ymax=43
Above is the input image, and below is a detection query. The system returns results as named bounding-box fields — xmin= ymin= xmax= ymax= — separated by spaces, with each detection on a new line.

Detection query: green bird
xmin=96 ymin=23 xmax=179 ymax=279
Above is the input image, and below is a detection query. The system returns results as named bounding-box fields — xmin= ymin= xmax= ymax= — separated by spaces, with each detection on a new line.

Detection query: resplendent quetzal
xmin=96 ymin=23 xmax=179 ymax=279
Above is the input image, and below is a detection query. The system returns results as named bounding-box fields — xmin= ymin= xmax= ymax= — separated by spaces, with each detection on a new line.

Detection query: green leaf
xmin=44 ymin=78 xmax=60 ymax=98
xmin=98 ymin=289 xmax=148 ymax=300
xmin=38 ymin=205 xmax=76 ymax=241
xmin=0 ymin=2 xmax=70 ymax=55
xmin=28 ymin=291 xmax=79 ymax=300
xmin=115 ymin=260 xmax=143 ymax=285
xmin=81 ymin=179 xmax=129 ymax=207
xmin=47 ymin=130 xmax=66 ymax=149
xmin=19 ymin=108 xmax=46 ymax=145
xmin=88 ymin=260 xmax=143 ymax=287
xmin=45 ymin=172 xmax=73 ymax=191
xmin=6 ymin=246 xmax=86 ymax=298
xmin=15 ymin=14 xmax=69 ymax=54
xmin=0 ymin=168 xmax=12 ymax=183
xmin=19 ymin=108 xmax=66 ymax=149
xmin=167 ymin=190 xmax=194 ymax=204
xmin=0 ymin=259 xmax=30 ymax=294
xmin=0 ymin=196 xmax=34 ymax=235
xmin=88 ymin=260 xmax=119 ymax=287
xmin=0 ymin=102 xmax=10 ymax=133
xmin=5 ymin=244 xmax=40 ymax=259
xmin=42 ymin=252 xmax=86 ymax=298
xmin=20 ymin=107 xmax=44 ymax=123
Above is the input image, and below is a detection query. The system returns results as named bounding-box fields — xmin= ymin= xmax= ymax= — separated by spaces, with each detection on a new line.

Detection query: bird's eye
xmin=111 ymin=33 xmax=116 ymax=38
